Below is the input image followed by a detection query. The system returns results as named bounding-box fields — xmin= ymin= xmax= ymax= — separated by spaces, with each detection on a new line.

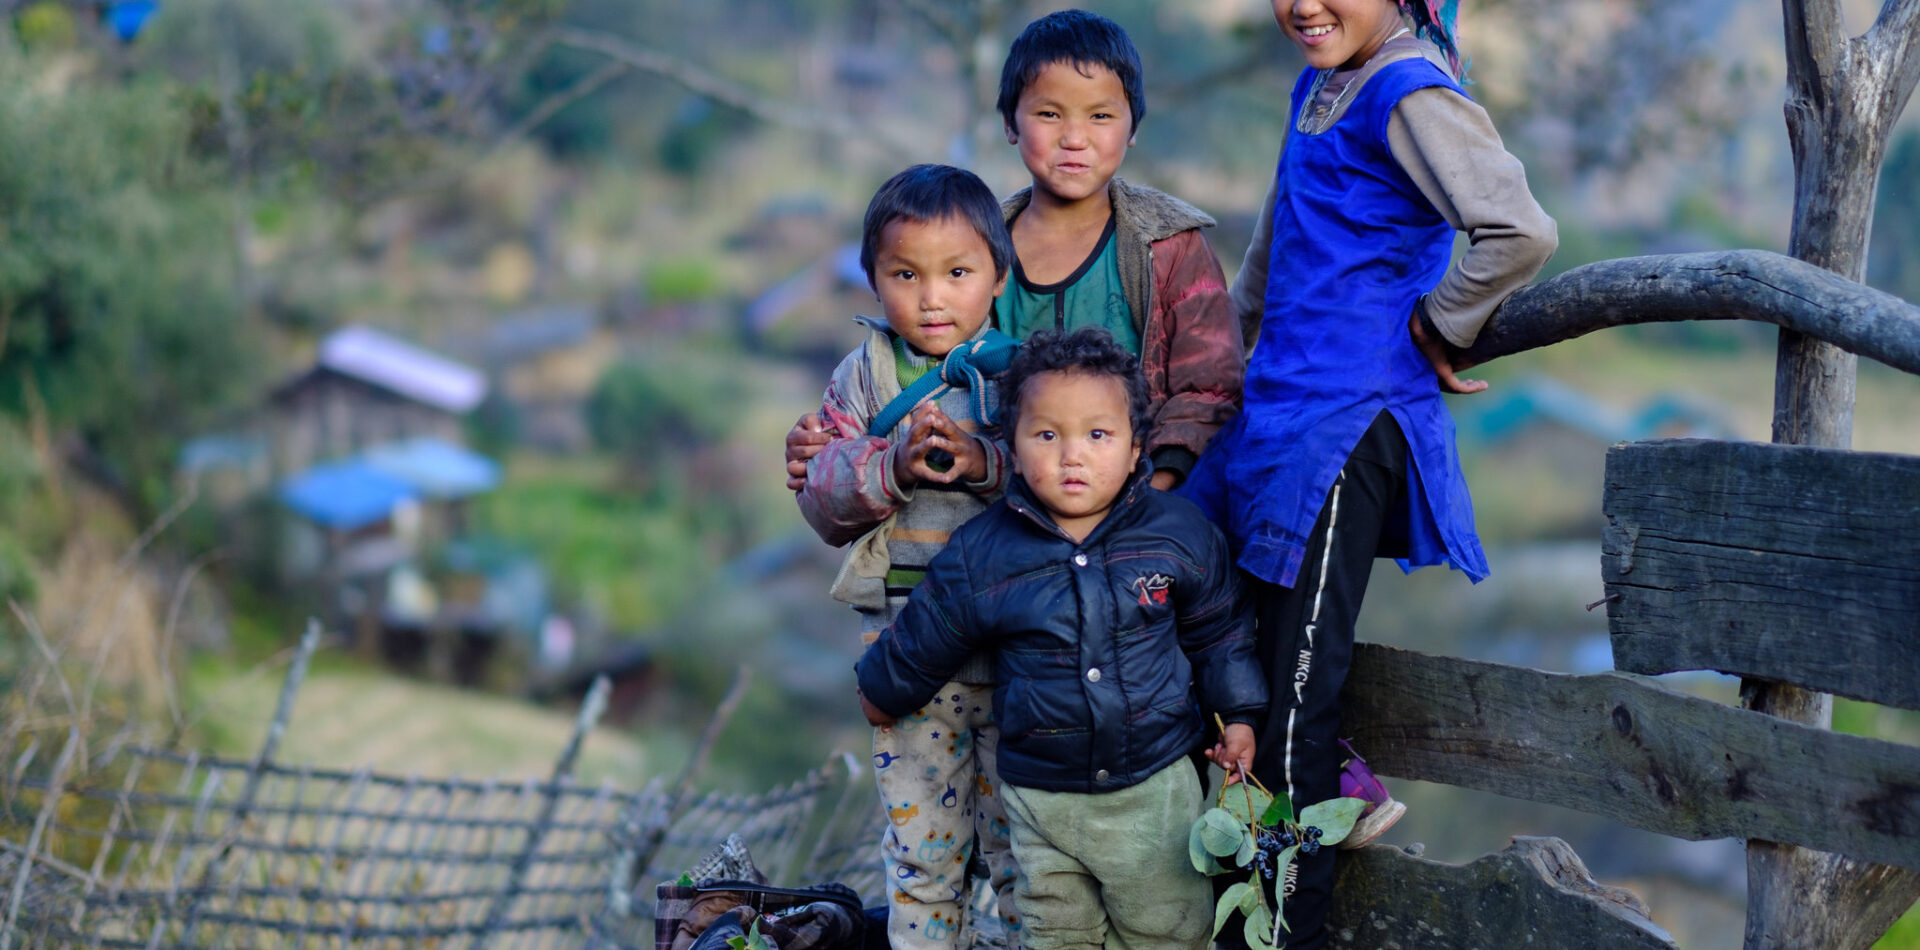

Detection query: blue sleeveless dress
xmin=1182 ymin=56 xmax=1488 ymax=588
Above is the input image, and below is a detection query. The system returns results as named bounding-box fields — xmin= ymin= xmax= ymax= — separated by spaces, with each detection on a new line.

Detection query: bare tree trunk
xmin=1745 ymin=2 xmax=1920 ymax=947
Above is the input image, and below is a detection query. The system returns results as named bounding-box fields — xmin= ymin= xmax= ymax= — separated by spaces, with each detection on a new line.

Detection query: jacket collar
xmin=999 ymin=177 xmax=1216 ymax=245
xmin=1004 ymin=457 xmax=1156 ymax=544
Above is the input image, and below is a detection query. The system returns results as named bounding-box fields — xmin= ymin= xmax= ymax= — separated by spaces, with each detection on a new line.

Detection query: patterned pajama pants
xmin=873 ymin=680 xmax=1020 ymax=950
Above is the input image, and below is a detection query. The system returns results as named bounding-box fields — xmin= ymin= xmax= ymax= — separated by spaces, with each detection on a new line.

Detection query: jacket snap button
xmin=1073 ymin=553 xmax=1088 ymax=566
xmin=1086 ymin=668 xmax=1101 ymax=683
xmin=1095 ymin=769 xmax=1109 ymax=782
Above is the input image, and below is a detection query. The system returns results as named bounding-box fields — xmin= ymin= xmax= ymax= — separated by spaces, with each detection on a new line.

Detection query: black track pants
xmin=1218 ymin=411 xmax=1407 ymax=950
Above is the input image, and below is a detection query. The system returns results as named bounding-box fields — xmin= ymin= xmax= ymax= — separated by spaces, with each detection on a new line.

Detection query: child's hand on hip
xmin=1408 ymin=309 xmax=1488 ymax=395
xmin=1211 ymin=723 xmax=1257 ymax=783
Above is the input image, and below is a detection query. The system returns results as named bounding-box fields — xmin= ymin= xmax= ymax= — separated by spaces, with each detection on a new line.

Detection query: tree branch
xmin=1461 ymin=250 xmax=1920 ymax=377
xmin=550 ymin=26 xmax=919 ymax=160
xmin=898 ymin=0 xmax=968 ymax=49
xmin=1795 ymin=0 xmax=1849 ymax=70
xmin=491 ymin=59 xmax=631 ymax=151
xmin=1867 ymin=0 xmax=1920 ymax=122
xmin=1871 ymin=0 xmax=1920 ymax=42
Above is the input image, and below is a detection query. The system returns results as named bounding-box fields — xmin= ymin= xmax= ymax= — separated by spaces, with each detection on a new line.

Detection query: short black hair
xmin=1001 ymin=327 xmax=1151 ymax=445
xmin=859 ymin=164 xmax=1014 ymax=290
xmin=996 ymin=9 xmax=1146 ymax=134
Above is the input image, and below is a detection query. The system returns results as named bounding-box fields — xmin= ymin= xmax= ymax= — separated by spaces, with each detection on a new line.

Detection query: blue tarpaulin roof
xmin=279 ymin=461 xmax=417 ymax=530
xmin=360 ymin=438 xmax=501 ymax=499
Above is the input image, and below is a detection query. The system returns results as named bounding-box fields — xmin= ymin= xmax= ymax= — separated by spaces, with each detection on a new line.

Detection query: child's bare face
xmin=871 ymin=214 xmax=1006 ymax=358
xmin=1010 ymin=370 xmax=1139 ymax=542
xmin=1005 ymin=61 xmax=1135 ymax=209
xmin=1273 ymin=0 xmax=1403 ymax=72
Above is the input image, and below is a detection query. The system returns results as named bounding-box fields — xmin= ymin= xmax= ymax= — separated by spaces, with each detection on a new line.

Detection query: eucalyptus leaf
xmin=1235 ymin=828 xmax=1258 ymax=868
xmin=1276 ymin=844 xmax=1299 ymax=878
xmin=1299 ymin=796 xmax=1368 ymax=846
xmin=1260 ymin=791 xmax=1294 ymax=827
xmin=1189 ymin=821 xmax=1226 ymax=874
xmin=1243 ymin=902 xmax=1278 ymax=950
xmin=1238 ymin=875 xmax=1266 ymax=914
xmin=1198 ymin=808 xmax=1249 ymax=857
xmin=1221 ymin=784 xmax=1274 ymax=825
xmin=1214 ymin=881 xmax=1254 ymax=938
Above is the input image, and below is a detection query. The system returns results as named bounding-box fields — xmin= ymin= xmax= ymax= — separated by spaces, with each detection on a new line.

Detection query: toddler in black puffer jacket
xmin=857 ymin=327 xmax=1267 ymax=950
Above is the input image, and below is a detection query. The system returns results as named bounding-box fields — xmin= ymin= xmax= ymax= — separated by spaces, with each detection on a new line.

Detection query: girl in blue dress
xmin=1181 ymin=2 xmax=1558 ymax=946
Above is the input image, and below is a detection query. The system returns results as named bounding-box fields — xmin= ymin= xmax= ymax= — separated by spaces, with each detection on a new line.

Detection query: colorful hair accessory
xmin=1399 ymin=0 xmax=1463 ymax=78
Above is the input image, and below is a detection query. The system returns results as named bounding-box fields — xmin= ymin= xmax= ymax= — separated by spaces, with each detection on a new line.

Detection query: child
xmin=1180 ymin=2 xmax=1558 ymax=947
xmin=856 ymin=327 xmax=1267 ymax=950
xmin=795 ymin=163 xmax=1023 ymax=950
xmin=993 ymin=8 xmax=1243 ymax=491
xmin=786 ymin=9 xmax=1243 ymax=494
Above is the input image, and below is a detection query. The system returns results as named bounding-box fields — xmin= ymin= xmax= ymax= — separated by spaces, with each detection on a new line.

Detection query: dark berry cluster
xmin=1249 ymin=824 xmax=1323 ymax=878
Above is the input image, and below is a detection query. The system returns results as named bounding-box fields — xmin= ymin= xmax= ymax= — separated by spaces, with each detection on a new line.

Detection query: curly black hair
xmin=1000 ymin=327 xmax=1151 ymax=446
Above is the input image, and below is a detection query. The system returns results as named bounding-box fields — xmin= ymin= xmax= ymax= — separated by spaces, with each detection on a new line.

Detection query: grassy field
xmin=186 ymin=654 xmax=667 ymax=786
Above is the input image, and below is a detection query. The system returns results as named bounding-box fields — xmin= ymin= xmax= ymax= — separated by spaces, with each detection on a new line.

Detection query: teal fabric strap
xmin=867 ymin=329 xmax=1020 ymax=436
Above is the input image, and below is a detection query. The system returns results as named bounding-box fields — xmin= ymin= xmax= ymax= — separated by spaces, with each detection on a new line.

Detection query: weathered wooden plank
xmin=1340 ymin=644 xmax=1920 ymax=870
xmin=1330 ymin=837 xmax=1676 ymax=949
xmin=1602 ymin=439 xmax=1920 ymax=710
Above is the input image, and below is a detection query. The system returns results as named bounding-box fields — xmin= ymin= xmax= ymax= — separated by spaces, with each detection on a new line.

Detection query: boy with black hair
xmin=796 ymin=164 xmax=1022 ymax=950
xmin=993 ymin=7 xmax=1242 ymax=491
xmin=857 ymin=327 xmax=1266 ymax=950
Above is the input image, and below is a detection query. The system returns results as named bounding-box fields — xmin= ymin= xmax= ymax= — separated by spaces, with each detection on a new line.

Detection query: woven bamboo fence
xmin=0 ymin=624 xmax=888 ymax=949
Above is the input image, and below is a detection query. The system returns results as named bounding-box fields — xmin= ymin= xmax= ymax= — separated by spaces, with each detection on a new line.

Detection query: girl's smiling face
xmin=1273 ymin=0 xmax=1404 ymax=72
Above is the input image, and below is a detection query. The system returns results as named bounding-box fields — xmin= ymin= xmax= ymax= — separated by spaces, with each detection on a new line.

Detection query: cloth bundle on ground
xmin=652 ymin=835 xmax=874 ymax=950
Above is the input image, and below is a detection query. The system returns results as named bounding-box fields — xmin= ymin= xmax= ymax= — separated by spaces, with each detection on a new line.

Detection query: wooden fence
xmin=1328 ymin=437 xmax=1920 ymax=948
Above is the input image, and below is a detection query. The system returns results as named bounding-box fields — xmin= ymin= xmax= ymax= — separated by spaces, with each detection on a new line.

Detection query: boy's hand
xmin=1408 ymin=310 xmax=1488 ymax=395
xmin=785 ymin=412 xmax=831 ymax=491
xmin=1210 ymin=723 xmax=1257 ymax=783
xmin=891 ymin=405 xmax=987 ymax=488
xmin=1149 ymin=470 xmax=1178 ymax=491
xmin=857 ymin=689 xmax=895 ymax=728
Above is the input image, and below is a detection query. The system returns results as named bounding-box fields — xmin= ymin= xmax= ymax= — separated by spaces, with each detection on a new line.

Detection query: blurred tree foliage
xmin=585 ymin=361 xmax=733 ymax=464
xmin=134 ymin=0 xmax=571 ymax=206
xmin=0 ymin=42 xmax=252 ymax=509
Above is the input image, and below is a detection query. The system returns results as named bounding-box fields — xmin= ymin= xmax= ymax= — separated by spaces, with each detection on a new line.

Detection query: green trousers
xmin=1001 ymin=760 xmax=1211 ymax=950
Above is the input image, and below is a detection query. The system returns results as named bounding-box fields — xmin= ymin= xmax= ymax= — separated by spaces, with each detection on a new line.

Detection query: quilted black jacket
xmin=855 ymin=463 xmax=1266 ymax=794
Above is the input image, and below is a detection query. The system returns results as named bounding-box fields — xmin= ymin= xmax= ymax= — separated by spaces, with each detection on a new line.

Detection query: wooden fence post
xmin=1746 ymin=2 xmax=1920 ymax=946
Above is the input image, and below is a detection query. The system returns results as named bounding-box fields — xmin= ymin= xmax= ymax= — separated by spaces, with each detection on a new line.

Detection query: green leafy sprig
xmin=725 ymin=919 xmax=772 ymax=950
xmin=1188 ymin=758 xmax=1366 ymax=949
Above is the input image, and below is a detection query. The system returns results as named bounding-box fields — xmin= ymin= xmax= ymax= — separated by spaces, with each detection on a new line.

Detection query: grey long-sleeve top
xmin=1231 ymin=36 xmax=1558 ymax=350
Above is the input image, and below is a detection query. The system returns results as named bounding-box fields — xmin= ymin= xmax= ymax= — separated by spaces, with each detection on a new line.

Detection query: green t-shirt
xmin=995 ymin=215 xmax=1139 ymax=354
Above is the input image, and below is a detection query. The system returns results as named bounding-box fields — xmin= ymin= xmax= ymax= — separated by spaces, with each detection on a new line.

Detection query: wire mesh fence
xmin=0 ymin=625 xmax=888 ymax=949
